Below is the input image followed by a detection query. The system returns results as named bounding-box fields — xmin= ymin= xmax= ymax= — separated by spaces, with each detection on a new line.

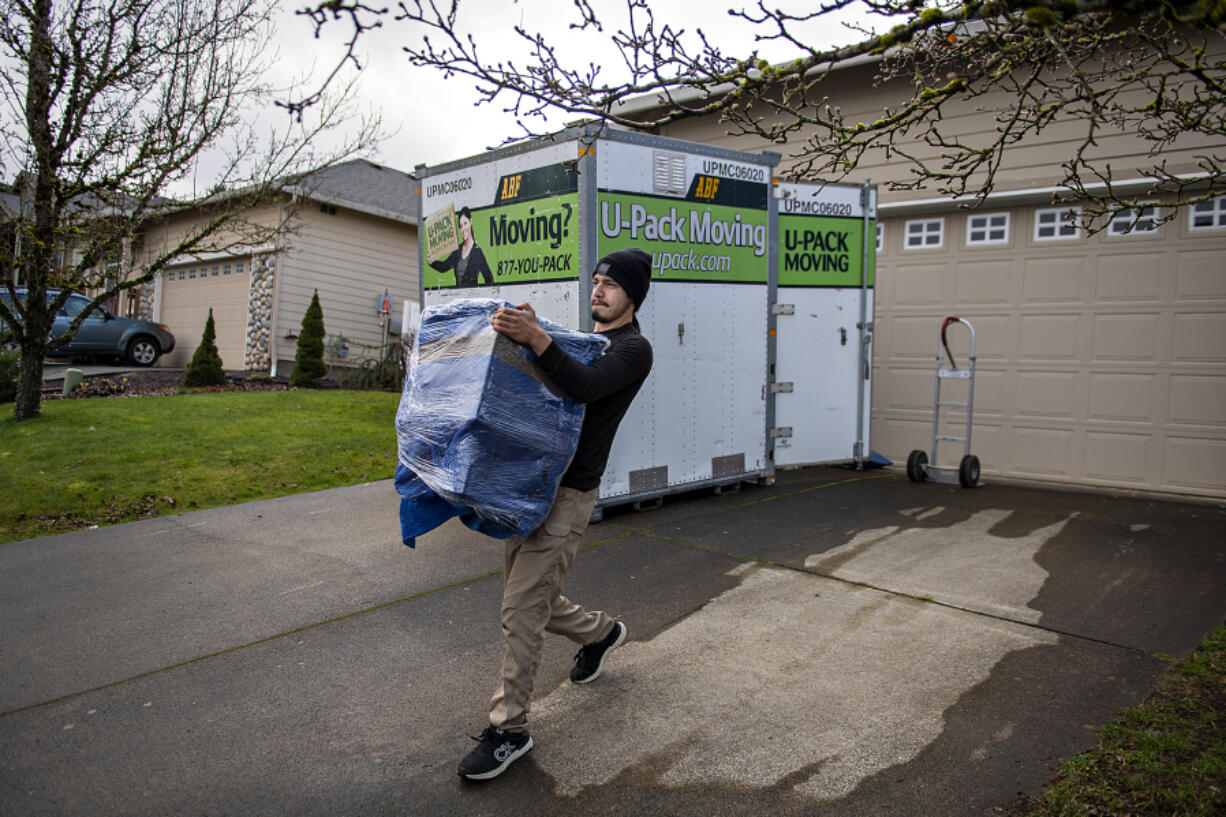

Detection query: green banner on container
xmin=779 ymin=214 xmax=876 ymax=288
xmin=422 ymin=192 xmax=580 ymax=288
xmin=597 ymin=191 xmax=769 ymax=284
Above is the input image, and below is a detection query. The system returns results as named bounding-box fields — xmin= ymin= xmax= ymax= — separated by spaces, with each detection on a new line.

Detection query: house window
xmin=904 ymin=218 xmax=944 ymax=249
xmin=223 ymin=263 xmax=231 ymax=276
xmin=966 ymin=212 xmax=1009 ymax=245
xmin=235 ymin=260 xmax=245 ymax=275
xmin=211 ymin=264 xmax=220 ymax=277
xmin=1189 ymin=196 xmax=1226 ymax=230
xmin=1108 ymin=204 xmax=1160 ymax=236
xmin=875 ymin=223 xmax=883 ymax=252
xmin=188 ymin=267 xmax=196 ymax=279
xmin=165 ymin=270 xmax=173 ymax=284
xmin=1034 ymin=206 xmax=1081 ymax=240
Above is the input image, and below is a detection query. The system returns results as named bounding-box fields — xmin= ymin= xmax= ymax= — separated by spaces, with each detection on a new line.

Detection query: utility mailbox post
xmin=415 ymin=123 xmax=876 ymax=515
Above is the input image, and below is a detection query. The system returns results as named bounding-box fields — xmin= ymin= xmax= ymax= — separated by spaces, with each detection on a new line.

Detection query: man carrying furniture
xmin=458 ymin=248 xmax=654 ymax=781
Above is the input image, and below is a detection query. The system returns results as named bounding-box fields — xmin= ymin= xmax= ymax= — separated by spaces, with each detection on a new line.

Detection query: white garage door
xmin=157 ymin=259 xmax=251 ymax=370
xmin=871 ymin=200 xmax=1226 ymax=500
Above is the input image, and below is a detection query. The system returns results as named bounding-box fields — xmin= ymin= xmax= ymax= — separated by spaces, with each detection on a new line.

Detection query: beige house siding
xmin=270 ymin=204 xmax=418 ymax=373
xmin=651 ymin=54 xmax=1226 ymax=498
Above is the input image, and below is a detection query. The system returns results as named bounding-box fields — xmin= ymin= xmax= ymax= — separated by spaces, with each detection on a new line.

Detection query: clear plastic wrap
xmin=394 ymin=298 xmax=609 ymax=547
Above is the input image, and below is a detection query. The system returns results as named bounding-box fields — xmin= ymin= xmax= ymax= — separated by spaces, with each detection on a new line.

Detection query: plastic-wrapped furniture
xmin=394 ymin=299 xmax=608 ymax=547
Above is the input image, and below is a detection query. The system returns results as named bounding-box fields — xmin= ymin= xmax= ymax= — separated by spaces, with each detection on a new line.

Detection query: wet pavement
xmin=1 ymin=468 xmax=1223 ymax=816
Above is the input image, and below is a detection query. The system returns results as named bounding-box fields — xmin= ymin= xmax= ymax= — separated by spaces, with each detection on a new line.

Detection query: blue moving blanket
xmin=394 ymin=299 xmax=608 ymax=547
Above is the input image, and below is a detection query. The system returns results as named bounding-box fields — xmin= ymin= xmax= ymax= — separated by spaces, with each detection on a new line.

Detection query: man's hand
xmin=491 ymin=303 xmax=552 ymax=356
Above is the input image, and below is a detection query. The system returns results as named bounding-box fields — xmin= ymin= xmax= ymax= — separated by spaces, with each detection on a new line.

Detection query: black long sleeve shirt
xmin=536 ymin=322 xmax=653 ymax=491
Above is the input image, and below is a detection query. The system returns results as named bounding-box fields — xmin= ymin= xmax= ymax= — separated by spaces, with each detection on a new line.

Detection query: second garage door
xmin=157 ymin=258 xmax=251 ymax=369
xmin=871 ymin=200 xmax=1226 ymax=500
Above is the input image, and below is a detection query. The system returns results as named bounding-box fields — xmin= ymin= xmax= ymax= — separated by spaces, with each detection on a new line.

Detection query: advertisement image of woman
xmin=430 ymin=206 xmax=493 ymax=287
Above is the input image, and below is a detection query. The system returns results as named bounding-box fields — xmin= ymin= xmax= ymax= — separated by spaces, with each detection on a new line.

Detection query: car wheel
xmin=127 ymin=335 xmax=160 ymax=366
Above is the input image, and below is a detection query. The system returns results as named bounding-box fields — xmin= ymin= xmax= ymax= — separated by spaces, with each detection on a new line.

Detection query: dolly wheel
xmin=959 ymin=455 xmax=981 ymax=488
xmin=906 ymin=450 xmax=928 ymax=482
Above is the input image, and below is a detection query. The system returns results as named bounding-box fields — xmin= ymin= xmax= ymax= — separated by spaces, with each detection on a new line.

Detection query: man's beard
xmin=591 ymin=301 xmax=629 ymax=324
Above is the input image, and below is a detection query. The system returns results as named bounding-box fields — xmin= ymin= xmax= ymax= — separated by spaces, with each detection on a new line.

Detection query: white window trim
xmin=1033 ymin=206 xmax=1082 ymax=241
xmin=1188 ymin=195 xmax=1226 ymax=231
xmin=1108 ymin=203 xmax=1161 ymax=236
xmin=965 ymin=212 xmax=1010 ymax=246
xmin=904 ymin=217 xmax=945 ymax=250
xmin=875 ymin=222 xmax=884 ymax=252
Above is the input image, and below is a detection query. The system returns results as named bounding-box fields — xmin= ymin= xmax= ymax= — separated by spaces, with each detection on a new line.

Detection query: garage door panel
xmin=1176 ymin=250 xmax=1226 ymax=299
xmin=1022 ymin=256 xmax=1085 ymax=304
xmin=1168 ymin=375 xmax=1226 ymax=426
xmin=955 ymin=259 xmax=1012 ymax=304
xmin=1084 ymin=431 xmax=1152 ymax=484
xmin=890 ymin=316 xmax=942 ymax=359
xmin=1088 ymin=372 xmax=1157 ymax=423
xmin=1019 ymin=314 xmax=1081 ymax=361
xmin=1171 ymin=313 xmax=1226 ymax=363
xmin=966 ymin=367 xmax=1006 ymax=415
xmin=1016 ymin=370 xmax=1078 ymax=419
xmin=1095 ymin=252 xmax=1164 ymax=301
xmin=1012 ymin=425 xmax=1079 ymax=477
xmin=893 ymin=263 xmax=947 ymax=307
xmin=1092 ymin=313 xmax=1160 ymax=362
xmin=884 ymin=366 xmax=935 ymax=411
xmin=1163 ymin=437 xmax=1226 ymax=491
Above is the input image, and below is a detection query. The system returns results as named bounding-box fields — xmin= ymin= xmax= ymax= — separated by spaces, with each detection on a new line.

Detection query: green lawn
xmin=1011 ymin=622 xmax=1226 ymax=816
xmin=1 ymin=389 xmax=400 ymax=543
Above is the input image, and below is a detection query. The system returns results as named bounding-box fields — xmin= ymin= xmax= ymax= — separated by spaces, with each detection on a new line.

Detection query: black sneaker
xmin=570 ymin=621 xmax=627 ymax=684
xmin=457 ymin=726 xmax=533 ymax=780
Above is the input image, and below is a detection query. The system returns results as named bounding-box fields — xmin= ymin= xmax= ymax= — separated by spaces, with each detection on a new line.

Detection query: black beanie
xmin=596 ymin=248 xmax=651 ymax=311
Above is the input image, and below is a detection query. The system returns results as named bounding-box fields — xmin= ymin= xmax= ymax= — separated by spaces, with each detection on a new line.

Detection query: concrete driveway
xmin=1 ymin=469 xmax=1223 ymax=816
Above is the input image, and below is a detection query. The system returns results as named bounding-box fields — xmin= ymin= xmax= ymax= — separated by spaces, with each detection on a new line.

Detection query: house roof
xmin=286 ymin=159 xmax=418 ymax=226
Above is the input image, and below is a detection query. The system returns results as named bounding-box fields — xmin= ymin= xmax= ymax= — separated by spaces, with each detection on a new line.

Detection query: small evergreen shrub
xmin=0 ymin=346 xmax=19 ymax=404
xmin=183 ymin=308 xmax=226 ymax=387
xmin=289 ymin=290 xmax=327 ymax=388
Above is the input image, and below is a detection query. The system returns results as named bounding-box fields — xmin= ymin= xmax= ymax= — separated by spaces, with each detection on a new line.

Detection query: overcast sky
xmin=267 ymin=0 xmax=882 ymax=175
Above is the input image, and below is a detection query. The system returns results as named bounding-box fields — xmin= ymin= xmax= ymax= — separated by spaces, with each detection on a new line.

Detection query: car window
xmin=60 ymin=295 xmax=93 ymax=319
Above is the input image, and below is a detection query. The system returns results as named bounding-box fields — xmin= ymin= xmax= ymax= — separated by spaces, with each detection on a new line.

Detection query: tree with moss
xmin=290 ymin=291 xmax=327 ymax=387
xmin=184 ymin=309 xmax=226 ymax=387
xmin=299 ymin=0 xmax=1225 ymax=228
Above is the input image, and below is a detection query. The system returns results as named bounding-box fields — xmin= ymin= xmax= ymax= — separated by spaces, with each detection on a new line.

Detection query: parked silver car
xmin=0 ymin=289 xmax=176 ymax=366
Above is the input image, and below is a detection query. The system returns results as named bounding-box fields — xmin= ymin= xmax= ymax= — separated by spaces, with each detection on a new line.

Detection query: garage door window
xmin=1034 ymin=206 xmax=1081 ymax=241
xmin=1108 ymin=204 xmax=1160 ymax=236
xmin=905 ymin=218 xmax=944 ymax=249
xmin=966 ymin=212 xmax=1009 ymax=245
xmin=1189 ymin=196 xmax=1226 ymax=231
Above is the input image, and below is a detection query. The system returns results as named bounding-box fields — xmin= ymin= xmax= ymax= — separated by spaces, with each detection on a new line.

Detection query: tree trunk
xmin=14 ymin=343 xmax=45 ymax=420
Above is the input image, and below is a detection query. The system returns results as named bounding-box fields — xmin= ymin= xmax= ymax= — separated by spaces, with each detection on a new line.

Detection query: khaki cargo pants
xmin=489 ymin=486 xmax=614 ymax=733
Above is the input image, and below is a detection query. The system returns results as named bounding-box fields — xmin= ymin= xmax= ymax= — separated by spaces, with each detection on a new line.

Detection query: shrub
xmin=183 ymin=308 xmax=226 ymax=387
xmin=0 ymin=346 xmax=19 ymax=404
xmin=289 ymin=290 xmax=326 ymax=388
xmin=337 ymin=342 xmax=406 ymax=391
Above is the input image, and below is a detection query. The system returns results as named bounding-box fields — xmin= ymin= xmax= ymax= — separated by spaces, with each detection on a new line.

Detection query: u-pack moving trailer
xmin=414 ymin=123 xmax=875 ymax=514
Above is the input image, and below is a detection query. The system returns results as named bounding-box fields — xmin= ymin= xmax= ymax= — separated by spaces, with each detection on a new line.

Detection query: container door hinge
xmin=770 ymin=427 xmax=793 ymax=439
xmin=770 ymin=382 xmax=793 ymax=394
xmin=772 ymin=303 xmax=794 ymax=315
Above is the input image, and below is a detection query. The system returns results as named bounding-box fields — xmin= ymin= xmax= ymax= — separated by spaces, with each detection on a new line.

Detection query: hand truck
xmin=907 ymin=317 xmax=981 ymax=488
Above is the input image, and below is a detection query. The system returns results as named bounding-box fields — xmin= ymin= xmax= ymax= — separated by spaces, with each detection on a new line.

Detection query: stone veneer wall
xmin=137 ymin=281 xmax=155 ymax=321
xmin=244 ymin=255 xmax=275 ymax=371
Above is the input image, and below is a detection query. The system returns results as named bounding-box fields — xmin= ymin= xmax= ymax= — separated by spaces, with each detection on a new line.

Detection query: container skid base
xmin=907 ymin=317 xmax=982 ymax=489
